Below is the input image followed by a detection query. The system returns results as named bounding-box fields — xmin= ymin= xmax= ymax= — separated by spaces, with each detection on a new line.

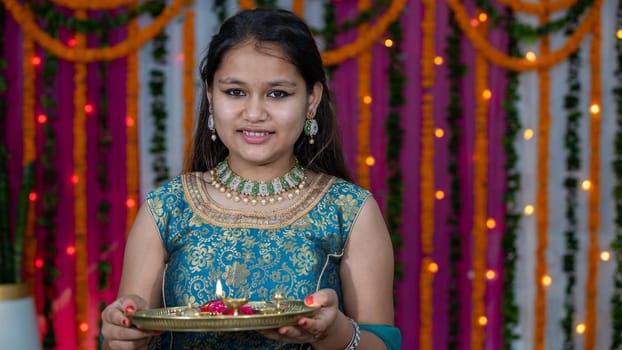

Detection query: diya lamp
xmin=216 ymin=279 xmax=248 ymax=316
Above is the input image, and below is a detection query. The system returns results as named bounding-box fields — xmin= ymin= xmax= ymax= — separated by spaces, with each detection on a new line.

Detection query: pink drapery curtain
xmin=2 ymin=2 xmax=511 ymax=349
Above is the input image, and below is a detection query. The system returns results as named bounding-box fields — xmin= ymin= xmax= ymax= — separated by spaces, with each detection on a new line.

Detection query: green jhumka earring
xmin=304 ymin=111 xmax=318 ymax=144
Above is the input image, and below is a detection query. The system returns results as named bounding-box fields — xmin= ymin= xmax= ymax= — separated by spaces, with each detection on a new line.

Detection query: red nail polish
xmin=122 ymin=319 xmax=127 ymax=326
xmin=304 ymin=295 xmax=314 ymax=305
xmin=301 ymin=320 xmax=308 ymax=327
xmin=124 ymin=305 xmax=135 ymax=313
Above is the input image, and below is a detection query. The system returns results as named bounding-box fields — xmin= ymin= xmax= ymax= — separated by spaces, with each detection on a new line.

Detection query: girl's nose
xmin=243 ymin=96 xmax=267 ymax=121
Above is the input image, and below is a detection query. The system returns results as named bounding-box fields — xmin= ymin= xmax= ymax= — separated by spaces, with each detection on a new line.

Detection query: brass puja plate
xmin=127 ymin=301 xmax=317 ymax=332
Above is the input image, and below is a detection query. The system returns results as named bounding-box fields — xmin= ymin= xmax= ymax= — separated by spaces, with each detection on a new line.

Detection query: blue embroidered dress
xmin=145 ymin=171 xmax=369 ymax=349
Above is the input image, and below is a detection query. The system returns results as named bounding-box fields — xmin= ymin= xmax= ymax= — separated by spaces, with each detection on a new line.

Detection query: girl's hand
xmin=101 ymin=295 xmax=160 ymax=350
xmin=258 ymin=288 xmax=349 ymax=346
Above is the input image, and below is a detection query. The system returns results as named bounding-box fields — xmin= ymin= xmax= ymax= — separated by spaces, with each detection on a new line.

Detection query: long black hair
xmin=186 ymin=8 xmax=351 ymax=182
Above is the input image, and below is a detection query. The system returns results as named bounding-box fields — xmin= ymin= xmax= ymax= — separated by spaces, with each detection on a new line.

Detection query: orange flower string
xmin=126 ymin=3 xmax=140 ymax=234
xmin=72 ymin=9 xmax=88 ymax=350
xmin=495 ymin=0 xmax=578 ymax=14
xmin=534 ymin=6 xmax=551 ymax=349
xmin=445 ymin=0 xmax=602 ymax=71
xmin=238 ymin=0 xmax=255 ymax=10
xmin=585 ymin=11 xmax=602 ymax=349
xmin=356 ymin=0 xmax=371 ymax=189
xmin=292 ymin=0 xmax=304 ymax=17
xmin=51 ymin=0 xmax=136 ymax=10
xmin=2 ymin=0 xmax=186 ymax=62
xmin=321 ymin=0 xmax=407 ymax=66
xmin=22 ymin=36 xmax=37 ymax=278
xmin=419 ymin=0 xmax=435 ymax=348
xmin=471 ymin=16 xmax=488 ymax=350
xmin=183 ymin=9 xmax=195 ymax=163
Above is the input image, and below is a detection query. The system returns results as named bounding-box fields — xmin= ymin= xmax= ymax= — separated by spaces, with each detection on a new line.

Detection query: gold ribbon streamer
xmin=585 ymin=10 xmax=602 ymax=349
xmin=126 ymin=3 xmax=140 ymax=233
xmin=445 ymin=0 xmax=601 ymax=71
xmin=293 ymin=0 xmax=304 ymax=17
xmin=471 ymin=15 xmax=488 ymax=350
xmin=1 ymin=0 xmax=185 ymax=62
xmin=419 ymin=0 xmax=435 ymax=348
xmin=356 ymin=0 xmax=371 ymax=189
xmin=73 ymin=9 xmax=88 ymax=349
xmin=183 ymin=9 xmax=195 ymax=162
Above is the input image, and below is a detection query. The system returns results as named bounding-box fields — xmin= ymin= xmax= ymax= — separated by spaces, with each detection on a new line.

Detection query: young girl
xmin=101 ymin=8 xmax=401 ymax=350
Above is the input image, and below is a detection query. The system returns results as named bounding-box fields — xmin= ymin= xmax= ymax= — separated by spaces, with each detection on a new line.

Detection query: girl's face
xmin=207 ymin=42 xmax=322 ymax=177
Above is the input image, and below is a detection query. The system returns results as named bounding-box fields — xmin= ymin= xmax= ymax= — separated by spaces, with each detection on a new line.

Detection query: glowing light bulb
xmin=478 ymin=316 xmax=488 ymax=326
xmin=434 ymin=56 xmax=443 ymax=65
xmin=523 ymin=129 xmax=534 ymax=140
xmin=177 ymin=53 xmax=185 ymax=61
xmin=31 ymin=56 xmax=41 ymax=66
xmin=71 ymin=175 xmax=79 ymax=184
xmin=365 ymin=156 xmax=375 ymax=166
xmin=541 ymin=274 xmax=552 ymax=286
xmin=525 ymin=51 xmax=537 ymax=62
xmin=581 ymin=180 xmax=592 ymax=191
xmin=37 ymin=114 xmax=48 ymax=124
xmin=601 ymin=251 xmax=611 ymax=261
xmin=478 ymin=13 xmax=488 ymax=22
xmin=486 ymin=218 xmax=496 ymax=229
xmin=35 ymin=259 xmax=44 ymax=268
xmin=428 ymin=262 xmax=438 ymax=273
xmin=434 ymin=128 xmax=445 ymax=138
xmin=79 ymin=322 xmax=89 ymax=332
xmin=435 ymin=190 xmax=445 ymax=200
xmin=126 ymin=197 xmax=137 ymax=208
xmin=523 ymin=205 xmax=534 ymax=216
xmin=576 ymin=323 xmax=586 ymax=334
xmin=486 ymin=270 xmax=496 ymax=280
xmin=68 ymin=38 xmax=77 ymax=47
xmin=482 ymin=89 xmax=492 ymax=100
xmin=84 ymin=104 xmax=94 ymax=114
xmin=66 ymin=246 xmax=76 ymax=256
xmin=384 ymin=39 xmax=394 ymax=48
xmin=362 ymin=96 xmax=372 ymax=105
xmin=617 ymin=29 xmax=622 ymax=40
xmin=590 ymin=103 xmax=600 ymax=115
xmin=29 ymin=192 xmax=37 ymax=202
xmin=125 ymin=117 xmax=135 ymax=127
xmin=470 ymin=18 xmax=479 ymax=27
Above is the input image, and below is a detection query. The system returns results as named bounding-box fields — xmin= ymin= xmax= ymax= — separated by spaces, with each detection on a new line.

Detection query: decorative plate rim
xmin=127 ymin=300 xmax=317 ymax=332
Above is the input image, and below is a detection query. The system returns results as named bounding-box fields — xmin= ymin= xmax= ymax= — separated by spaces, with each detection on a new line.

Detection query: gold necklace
xmin=209 ymin=160 xmax=306 ymax=205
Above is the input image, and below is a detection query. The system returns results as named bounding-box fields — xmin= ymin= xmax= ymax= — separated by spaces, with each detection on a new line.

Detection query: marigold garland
xmin=51 ymin=0 xmax=136 ymax=10
xmin=292 ymin=0 xmax=304 ymax=17
xmin=2 ymin=0 xmax=186 ymax=62
xmin=321 ymin=0 xmax=407 ymax=66
xmin=126 ymin=4 xmax=140 ymax=233
xmin=419 ymin=0 xmax=435 ymax=348
xmin=356 ymin=0 xmax=371 ymax=189
xmin=585 ymin=10 xmax=602 ymax=348
xmin=446 ymin=0 xmax=601 ymax=71
xmin=496 ymin=0 xmax=578 ymax=14
xmin=535 ymin=8 xmax=552 ymax=349
xmin=183 ymin=9 xmax=195 ymax=160
xmin=72 ymin=10 xmax=88 ymax=349
xmin=22 ymin=36 xmax=36 ymax=280
xmin=471 ymin=17 xmax=489 ymax=350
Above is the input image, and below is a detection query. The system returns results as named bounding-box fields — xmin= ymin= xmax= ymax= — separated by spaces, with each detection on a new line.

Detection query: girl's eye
xmin=268 ymin=90 xmax=290 ymax=98
xmin=225 ymin=89 xmax=245 ymax=96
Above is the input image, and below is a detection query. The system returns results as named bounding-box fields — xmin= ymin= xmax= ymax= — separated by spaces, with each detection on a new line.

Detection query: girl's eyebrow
xmin=217 ymin=77 xmax=298 ymax=88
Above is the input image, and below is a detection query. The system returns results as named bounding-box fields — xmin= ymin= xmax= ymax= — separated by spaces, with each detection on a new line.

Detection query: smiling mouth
xmin=241 ymin=130 xmax=272 ymax=137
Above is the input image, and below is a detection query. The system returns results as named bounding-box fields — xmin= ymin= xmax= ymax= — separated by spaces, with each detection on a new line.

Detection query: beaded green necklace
xmin=209 ymin=159 xmax=306 ymax=205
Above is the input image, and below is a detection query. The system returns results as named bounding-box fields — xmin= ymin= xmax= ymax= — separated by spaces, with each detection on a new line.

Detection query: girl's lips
xmin=239 ymin=129 xmax=273 ymax=143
